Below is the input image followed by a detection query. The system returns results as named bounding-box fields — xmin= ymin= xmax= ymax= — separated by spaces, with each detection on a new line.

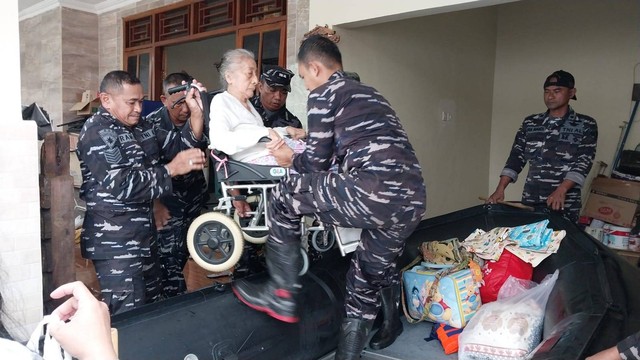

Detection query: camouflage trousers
xmin=157 ymin=215 xmax=190 ymax=297
xmin=92 ymin=255 xmax=163 ymax=315
xmin=269 ymin=172 xmax=424 ymax=320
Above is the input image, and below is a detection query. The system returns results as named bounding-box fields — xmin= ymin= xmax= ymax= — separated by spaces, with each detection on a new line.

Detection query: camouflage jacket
xmin=292 ymin=71 xmax=426 ymax=208
xmin=250 ymin=95 xmax=302 ymax=129
xmin=77 ymin=107 xmax=173 ymax=259
xmin=501 ymin=107 xmax=598 ymax=203
xmin=144 ymin=106 xmax=208 ymax=216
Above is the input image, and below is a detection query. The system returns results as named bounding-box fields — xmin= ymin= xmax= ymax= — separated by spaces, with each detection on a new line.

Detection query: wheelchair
xmin=186 ymin=150 xmax=360 ymax=275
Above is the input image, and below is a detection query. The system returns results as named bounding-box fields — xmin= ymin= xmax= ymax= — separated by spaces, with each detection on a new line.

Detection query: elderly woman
xmin=209 ymin=48 xmax=305 ymax=164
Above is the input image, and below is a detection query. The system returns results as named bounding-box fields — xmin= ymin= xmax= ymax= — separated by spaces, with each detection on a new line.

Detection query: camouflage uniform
xmin=145 ymin=106 xmax=208 ymax=297
xmin=77 ymin=107 xmax=172 ymax=315
xmin=617 ymin=330 xmax=640 ymax=359
xmin=250 ymin=95 xmax=302 ymax=129
xmin=271 ymin=71 xmax=427 ymax=320
xmin=501 ymin=107 xmax=598 ymax=222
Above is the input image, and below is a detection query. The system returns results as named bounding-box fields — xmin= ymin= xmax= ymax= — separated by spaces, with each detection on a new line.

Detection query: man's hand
xmin=183 ymin=79 xmax=206 ymax=115
xmin=485 ymin=176 xmax=512 ymax=204
xmin=153 ymin=199 xmax=170 ymax=230
xmin=166 ymin=148 xmax=206 ymax=176
xmin=233 ymin=200 xmax=252 ymax=218
xmin=48 ymin=281 xmax=118 ymax=360
xmin=228 ymin=188 xmax=251 ymax=217
xmin=547 ymin=187 xmax=567 ymax=211
xmin=269 ymin=142 xmax=294 ymax=168
xmin=184 ymin=79 xmax=207 ymax=140
xmin=547 ymin=180 xmax=575 ymax=211
xmin=485 ymin=189 xmax=505 ymax=204
xmin=286 ymin=126 xmax=306 ymax=140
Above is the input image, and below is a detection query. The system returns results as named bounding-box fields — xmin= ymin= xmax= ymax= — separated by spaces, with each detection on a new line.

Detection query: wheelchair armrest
xmin=208 ymin=149 xmax=285 ymax=182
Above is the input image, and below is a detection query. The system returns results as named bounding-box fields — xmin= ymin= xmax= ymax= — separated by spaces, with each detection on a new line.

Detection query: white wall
xmin=331 ymin=7 xmax=499 ymax=217
xmin=489 ymin=0 xmax=640 ymax=203
xmin=1 ymin=0 xmax=43 ymax=342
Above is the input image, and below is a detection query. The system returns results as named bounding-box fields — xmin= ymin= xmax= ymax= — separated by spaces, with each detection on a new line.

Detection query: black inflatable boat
xmin=111 ymin=204 xmax=640 ymax=359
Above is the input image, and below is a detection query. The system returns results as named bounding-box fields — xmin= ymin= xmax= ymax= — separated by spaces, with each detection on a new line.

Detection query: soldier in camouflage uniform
xmin=487 ymin=70 xmax=598 ymax=223
xmin=77 ymin=71 xmax=207 ymax=315
xmin=146 ymin=72 xmax=209 ymax=297
xmin=250 ymin=66 xmax=302 ymax=129
xmin=232 ymin=35 xmax=426 ymax=360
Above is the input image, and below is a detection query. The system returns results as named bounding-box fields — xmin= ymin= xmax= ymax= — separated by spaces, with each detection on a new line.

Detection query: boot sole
xmin=232 ymin=286 xmax=300 ymax=323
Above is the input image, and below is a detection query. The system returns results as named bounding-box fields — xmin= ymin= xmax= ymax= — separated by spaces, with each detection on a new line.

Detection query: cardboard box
xmin=70 ymin=90 xmax=100 ymax=116
xmin=582 ymin=177 xmax=640 ymax=227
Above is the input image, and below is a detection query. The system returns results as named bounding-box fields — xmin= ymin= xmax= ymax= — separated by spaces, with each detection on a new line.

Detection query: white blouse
xmin=208 ymin=91 xmax=287 ymax=162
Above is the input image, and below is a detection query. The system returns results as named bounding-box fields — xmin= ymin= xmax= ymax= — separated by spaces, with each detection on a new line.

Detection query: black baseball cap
xmin=544 ymin=70 xmax=577 ymax=100
xmin=261 ymin=66 xmax=294 ymax=92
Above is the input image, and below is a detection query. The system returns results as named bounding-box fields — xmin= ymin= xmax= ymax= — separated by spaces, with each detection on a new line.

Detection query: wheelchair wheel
xmin=187 ymin=212 xmax=244 ymax=273
xmin=299 ymin=248 xmax=309 ymax=276
xmin=311 ymin=227 xmax=336 ymax=252
xmin=233 ymin=195 xmax=269 ymax=244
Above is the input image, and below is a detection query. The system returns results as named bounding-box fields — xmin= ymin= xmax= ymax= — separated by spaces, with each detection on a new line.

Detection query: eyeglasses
xmin=171 ymin=96 xmax=187 ymax=109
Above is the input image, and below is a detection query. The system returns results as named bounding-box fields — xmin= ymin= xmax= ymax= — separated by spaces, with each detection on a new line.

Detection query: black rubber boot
xmin=369 ymin=285 xmax=403 ymax=350
xmin=334 ymin=318 xmax=374 ymax=360
xmin=232 ymin=242 xmax=301 ymax=323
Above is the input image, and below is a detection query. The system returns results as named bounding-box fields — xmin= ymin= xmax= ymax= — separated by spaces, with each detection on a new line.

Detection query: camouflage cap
xmin=261 ymin=66 xmax=294 ymax=92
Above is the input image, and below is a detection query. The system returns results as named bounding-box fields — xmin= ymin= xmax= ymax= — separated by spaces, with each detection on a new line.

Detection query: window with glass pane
xmin=242 ymin=33 xmax=260 ymax=59
xmin=261 ymin=29 xmax=280 ymax=68
xmin=139 ymin=53 xmax=150 ymax=95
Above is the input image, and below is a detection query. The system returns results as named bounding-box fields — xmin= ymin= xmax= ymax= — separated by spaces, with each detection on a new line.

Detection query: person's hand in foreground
xmin=48 ymin=281 xmax=118 ymax=360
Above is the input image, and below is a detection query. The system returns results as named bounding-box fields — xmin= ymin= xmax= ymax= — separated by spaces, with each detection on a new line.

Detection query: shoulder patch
xmin=98 ymin=129 xmax=118 ymax=148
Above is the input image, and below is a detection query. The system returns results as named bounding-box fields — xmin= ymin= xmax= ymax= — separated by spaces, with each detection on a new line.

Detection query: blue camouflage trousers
xmin=157 ymin=215 xmax=190 ymax=297
xmin=269 ymin=172 xmax=424 ymax=320
xmin=93 ymin=255 xmax=163 ymax=315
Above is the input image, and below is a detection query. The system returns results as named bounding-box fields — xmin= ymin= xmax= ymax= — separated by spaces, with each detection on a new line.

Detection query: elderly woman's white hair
xmin=218 ymin=48 xmax=256 ymax=90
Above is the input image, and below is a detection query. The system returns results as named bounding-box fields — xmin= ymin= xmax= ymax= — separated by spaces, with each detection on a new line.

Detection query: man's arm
xmin=78 ymin=124 xmax=205 ymax=203
xmin=586 ymin=330 xmax=640 ymax=360
xmin=565 ymin=116 xmax=598 ymax=188
xmin=147 ymin=86 xmax=208 ymax=162
xmin=291 ymin=92 xmax=335 ymax=173
xmin=501 ymin=122 xmax=528 ymax=183
xmin=486 ymin=122 xmax=528 ymax=203
xmin=77 ymin=124 xmax=173 ymax=203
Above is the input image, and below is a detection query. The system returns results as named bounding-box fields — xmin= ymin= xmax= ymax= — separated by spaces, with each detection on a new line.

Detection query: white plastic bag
xmin=458 ymin=270 xmax=559 ymax=360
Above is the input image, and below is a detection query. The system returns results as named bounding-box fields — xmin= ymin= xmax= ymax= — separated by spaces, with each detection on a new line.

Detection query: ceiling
xmin=18 ymin=0 xmax=135 ymax=19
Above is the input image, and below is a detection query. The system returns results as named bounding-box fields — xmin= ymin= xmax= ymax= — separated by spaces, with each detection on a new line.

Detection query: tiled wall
xmin=20 ymin=8 xmax=99 ymax=130
xmin=0 ymin=121 xmax=42 ymax=341
xmin=20 ymin=8 xmax=63 ymax=129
